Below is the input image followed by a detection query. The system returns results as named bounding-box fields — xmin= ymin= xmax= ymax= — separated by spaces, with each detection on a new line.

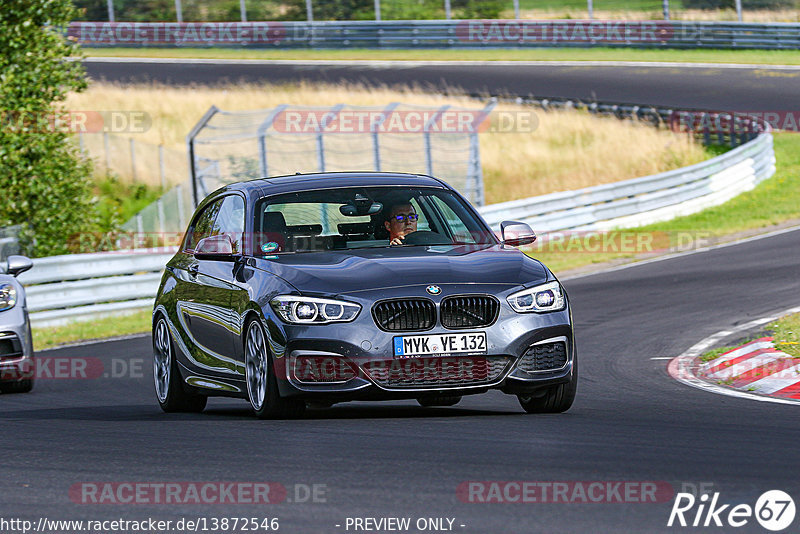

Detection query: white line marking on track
xmin=667 ymin=305 xmax=800 ymax=406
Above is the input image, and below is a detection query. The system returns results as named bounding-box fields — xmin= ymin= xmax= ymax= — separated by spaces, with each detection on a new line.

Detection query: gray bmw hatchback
xmin=152 ymin=173 xmax=576 ymax=418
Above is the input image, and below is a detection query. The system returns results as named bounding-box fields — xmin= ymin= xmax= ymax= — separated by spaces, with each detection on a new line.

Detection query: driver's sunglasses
xmin=393 ymin=213 xmax=419 ymax=222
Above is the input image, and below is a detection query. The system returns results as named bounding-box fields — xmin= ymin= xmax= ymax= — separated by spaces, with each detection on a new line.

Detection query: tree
xmin=0 ymin=0 xmax=99 ymax=257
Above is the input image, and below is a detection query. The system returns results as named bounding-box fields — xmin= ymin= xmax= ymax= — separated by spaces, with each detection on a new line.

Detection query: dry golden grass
xmin=66 ymin=82 xmax=706 ymax=203
xmin=509 ymin=8 xmax=800 ymax=21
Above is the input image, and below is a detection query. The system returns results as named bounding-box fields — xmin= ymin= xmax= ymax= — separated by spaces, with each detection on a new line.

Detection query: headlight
xmin=507 ymin=281 xmax=565 ymax=313
xmin=0 ymin=283 xmax=17 ymax=312
xmin=270 ymin=295 xmax=361 ymax=324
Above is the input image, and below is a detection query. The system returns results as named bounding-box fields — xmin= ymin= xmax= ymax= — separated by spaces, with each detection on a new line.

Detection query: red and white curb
xmin=668 ymin=306 xmax=800 ymax=406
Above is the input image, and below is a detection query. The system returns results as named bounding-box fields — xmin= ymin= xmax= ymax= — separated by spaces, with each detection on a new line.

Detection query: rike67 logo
xmin=668 ymin=490 xmax=795 ymax=531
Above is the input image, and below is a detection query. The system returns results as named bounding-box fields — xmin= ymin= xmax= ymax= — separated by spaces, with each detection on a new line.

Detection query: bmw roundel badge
xmin=426 ymin=285 xmax=442 ymax=295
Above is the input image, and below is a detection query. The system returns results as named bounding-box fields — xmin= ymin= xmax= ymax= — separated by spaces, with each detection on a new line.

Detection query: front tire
xmin=245 ymin=319 xmax=305 ymax=419
xmin=0 ymin=377 xmax=33 ymax=394
xmin=153 ymin=316 xmax=207 ymax=413
xmin=517 ymin=355 xmax=577 ymax=414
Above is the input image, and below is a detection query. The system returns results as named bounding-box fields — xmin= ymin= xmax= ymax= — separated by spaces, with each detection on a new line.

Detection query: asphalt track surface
xmin=2 ymin=227 xmax=800 ymax=533
xmin=84 ymin=59 xmax=800 ymax=111
xmin=3 ymin=61 xmax=799 ymax=532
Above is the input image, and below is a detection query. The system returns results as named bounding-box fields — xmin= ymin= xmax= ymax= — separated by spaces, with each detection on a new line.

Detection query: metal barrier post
xmin=240 ymin=0 xmax=247 ymax=22
xmin=445 ymin=0 xmax=451 ymax=20
xmin=257 ymin=104 xmax=288 ymax=178
xmin=157 ymin=198 xmax=166 ymax=235
xmin=372 ymin=102 xmax=399 ymax=172
xmin=316 ymin=104 xmax=344 ymax=173
xmin=106 ymin=0 xmax=114 ymax=22
xmin=186 ymin=106 xmax=219 ymax=208
xmin=514 ymin=0 xmax=520 ymax=19
xmin=176 ymin=185 xmax=186 ymax=230
xmin=587 ymin=0 xmax=593 ymax=20
xmin=103 ymin=132 xmax=110 ymax=175
xmin=175 ymin=0 xmax=183 ymax=23
xmin=159 ymin=145 xmax=166 ymax=189
xmin=130 ymin=138 xmax=137 ymax=182
xmin=424 ymin=106 xmax=450 ymax=177
xmin=374 ymin=0 xmax=381 ymax=21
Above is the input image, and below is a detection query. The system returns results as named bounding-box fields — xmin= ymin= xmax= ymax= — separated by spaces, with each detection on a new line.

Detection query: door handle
xmin=187 ymin=264 xmax=199 ymax=277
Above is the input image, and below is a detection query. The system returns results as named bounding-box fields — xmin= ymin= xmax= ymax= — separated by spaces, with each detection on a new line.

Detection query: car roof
xmin=221 ymin=172 xmax=450 ymax=197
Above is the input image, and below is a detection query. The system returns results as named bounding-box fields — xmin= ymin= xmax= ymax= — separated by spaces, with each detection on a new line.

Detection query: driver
xmin=384 ymin=203 xmax=418 ymax=245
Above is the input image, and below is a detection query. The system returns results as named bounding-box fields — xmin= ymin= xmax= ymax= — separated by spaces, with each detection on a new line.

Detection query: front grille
xmin=372 ymin=299 xmax=435 ymax=332
xmin=517 ymin=341 xmax=568 ymax=373
xmin=441 ymin=295 xmax=499 ymax=329
xmin=362 ymin=356 xmax=511 ymax=389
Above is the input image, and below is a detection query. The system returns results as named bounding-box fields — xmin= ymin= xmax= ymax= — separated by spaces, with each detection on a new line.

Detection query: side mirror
xmin=6 ymin=255 xmax=33 ymax=277
xmin=500 ymin=221 xmax=537 ymax=247
xmin=195 ymin=235 xmax=234 ymax=260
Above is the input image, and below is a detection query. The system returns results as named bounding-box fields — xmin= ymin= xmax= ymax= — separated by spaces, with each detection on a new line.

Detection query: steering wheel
xmin=400 ymin=231 xmax=450 ymax=246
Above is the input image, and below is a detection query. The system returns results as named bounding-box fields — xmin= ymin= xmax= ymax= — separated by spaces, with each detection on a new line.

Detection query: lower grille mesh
xmin=363 ymin=356 xmax=511 ymax=388
xmin=517 ymin=341 xmax=568 ymax=373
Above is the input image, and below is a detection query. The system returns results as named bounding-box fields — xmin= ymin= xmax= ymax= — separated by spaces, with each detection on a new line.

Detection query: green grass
xmin=700 ymin=345 xmax=737 ymax=363
xmin=767 ymin=313 xmax=800 ymax=358
xmin=93 ymin=176 xmax=164 ymax=233
xmin=83 ymin=47 xmax=800 ymax=66
xmin=33 ymin=309 xmax=152 ymax=351
xmin=530 ymin=133 xmax=800 ymax=273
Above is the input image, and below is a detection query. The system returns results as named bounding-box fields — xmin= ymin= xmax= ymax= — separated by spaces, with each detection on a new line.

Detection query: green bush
xmin=0 ymin=0 xmax=100 ymax=257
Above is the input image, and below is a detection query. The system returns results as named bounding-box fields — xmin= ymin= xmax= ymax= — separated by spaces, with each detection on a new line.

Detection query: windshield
xmin=253 ymin=186 xmax=496 ymax=254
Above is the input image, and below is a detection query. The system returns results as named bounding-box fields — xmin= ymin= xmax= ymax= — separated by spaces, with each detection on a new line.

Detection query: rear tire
xmin=517 ymin=355 xmax=577 ymax=414
xmin=245 ymin=319 xmax=305 ymax=419
xmin=153 ymin=316 xmax=207 ymax=413
xmin=417 ymin=395 xmax=462 ymax=407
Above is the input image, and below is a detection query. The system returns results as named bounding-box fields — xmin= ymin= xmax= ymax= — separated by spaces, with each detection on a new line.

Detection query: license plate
xmin=393 ymin=332 xmax=487 ymax=358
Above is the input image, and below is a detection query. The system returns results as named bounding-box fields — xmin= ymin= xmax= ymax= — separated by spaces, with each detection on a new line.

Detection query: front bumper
xmin=0 ymin=310 xmax=34 ymax=382
xmin=272 ymin=302 xmax=575 ymax=400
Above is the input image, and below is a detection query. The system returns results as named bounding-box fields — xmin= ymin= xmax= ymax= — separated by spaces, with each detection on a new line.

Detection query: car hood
xmin=251 ymin=244 xmax=550 ymax=295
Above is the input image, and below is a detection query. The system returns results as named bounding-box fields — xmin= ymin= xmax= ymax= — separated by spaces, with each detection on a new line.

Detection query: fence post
xmin=257 ymin=104 xmax=288 ymax=178
xmin=316 ymin=105 xmax=344 ymax=173
xmin=444 ymin=0 xmax=451 ymax=20
xmin=107 ymin=0 xmax=115 ymax=22
xmin=157 ymin=198 xmax=166 ymax=237
xmin=136 ymin=214 xmax=144 ymax=237
xmin=374 ymin=0 xmax=381 ymax=21
xmin=587 ymin=0 xmax=593 ymax=20
xmin=186 ymin=106 xmax=219 ymax=208
xmin=159 ymin=145 xmax=166 ymax=189
xmin=735 ymin=0 xmax=743 ymax=21
xmin=424 ymin=106 xmax=450 ymax=177
xmin=78 ymin=132 xmax=85 ymax=155
xmin=372 ymin=102 xmax=399 ymax=172
xmin=175 ymin=0 xmax=183 ymax=23
xmin=240 ymin=0 xmax=247 ymax=22
xmin=513 ymin=0 xmax=520 ymax=19
xmin=468 ymin=101 xmax=495 ymax=206
xmin=130 ymin=138 xmax=137 ymax=183
xmin=103 ymin=132 xmax=110 ymax=176
xmin=176 ymin=184 xmax=186 ymax=230
xmin=305 ymin=0 xmax=313 ymax=22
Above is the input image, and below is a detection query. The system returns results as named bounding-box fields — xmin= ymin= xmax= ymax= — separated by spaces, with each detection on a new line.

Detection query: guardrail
xmin=20 ymin=250 xmax=174 ymax=328
xmin=477 ymin=130 xmax=775 ymax=232
xmin=68 ymin=20 xmax=800 ymax=50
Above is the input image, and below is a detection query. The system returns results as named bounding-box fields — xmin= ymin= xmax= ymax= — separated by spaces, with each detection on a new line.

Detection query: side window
xmin=184 ymin=199 xmax=222 ymax=251
xmin=409 ymin=199 xmax=431 ymax=232
xmin=212 ymin=195 xmax=245 ymax=253
xmin=430 ymin=196 xmax=476 ymax=244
